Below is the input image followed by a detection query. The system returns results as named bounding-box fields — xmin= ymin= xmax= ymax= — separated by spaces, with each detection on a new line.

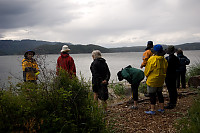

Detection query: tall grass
xmin=186 ymin=61 xmax=200 ymax=81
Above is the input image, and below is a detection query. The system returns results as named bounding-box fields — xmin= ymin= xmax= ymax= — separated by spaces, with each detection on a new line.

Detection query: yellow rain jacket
xmin=22 ymin=58 xmax=39 ymax=81
xmin=144 ymin=55 xmax=168 ymax=87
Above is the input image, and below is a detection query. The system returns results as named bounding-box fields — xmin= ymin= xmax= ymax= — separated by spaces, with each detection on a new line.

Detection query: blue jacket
xmin=176 ymin=53 xmax=190 ymax=72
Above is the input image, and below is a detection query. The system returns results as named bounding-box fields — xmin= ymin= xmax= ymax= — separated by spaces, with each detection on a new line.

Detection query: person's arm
xmin=140 ymin=51 xmax=152 ymax=68
xmin=103 ymin=63 xmax=110 ymax=84
xmin=144 ymin=59 xmax=153 ymax=77
xmin=70 ymin=57 xmax=76 ymax=76
xmin=185 ymin=56 xmax=190 ymax=65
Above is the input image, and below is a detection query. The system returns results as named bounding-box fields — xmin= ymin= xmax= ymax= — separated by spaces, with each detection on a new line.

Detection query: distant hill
xmin=0 ymin=39 xmax=200 ymax=55
xmin=109 ymin=43 xmax=200 ymax=52
xmin=34 ymin=43 xmax=111 ymax=54
xmin=0 ymin=39 xmax=61 ymax=55
xmin=176 ymin=42 xmax=200 ymax=50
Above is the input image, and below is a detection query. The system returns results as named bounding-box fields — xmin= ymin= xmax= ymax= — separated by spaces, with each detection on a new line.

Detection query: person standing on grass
xmin=176 ymin=48 xmax=190 ymax=89
xmin=22 ymin=50 xmax=39 ymax=84
xmin=90 ymin=50 xmax=110 ymax=112
xmin=56 ymin=45 xmax=76 ymax=77
xmin=144 ymin=44 xmax=168 ymax=115
xmin=117 ymin=65 xmax=144 ymax=109
xmin=165 ymin=45 xmax=180 ymax=109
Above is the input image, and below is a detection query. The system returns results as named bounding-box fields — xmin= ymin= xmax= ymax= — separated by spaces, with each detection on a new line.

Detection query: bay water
xmin=0 ymin=50 xmax=200 ymax=87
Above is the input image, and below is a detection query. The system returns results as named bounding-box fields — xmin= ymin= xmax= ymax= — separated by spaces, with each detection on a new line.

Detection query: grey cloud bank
xmin=0 ymin=0 xmax=200 ymax=48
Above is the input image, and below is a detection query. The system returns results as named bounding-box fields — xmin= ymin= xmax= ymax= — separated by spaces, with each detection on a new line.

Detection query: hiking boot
xmin=144 ymin=111 xmax=156 ymax=115
xmin=158 ymin=109 xmax=165 ymax=112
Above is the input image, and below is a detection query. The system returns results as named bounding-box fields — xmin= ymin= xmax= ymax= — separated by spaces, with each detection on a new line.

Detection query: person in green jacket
xmin=117 ymin=65 xmax=144 ymax=109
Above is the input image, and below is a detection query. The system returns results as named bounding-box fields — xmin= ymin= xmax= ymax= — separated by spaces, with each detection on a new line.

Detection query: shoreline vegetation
xmin=1 ymin=39 xmax=200 ymax=55
xmin=0 ymin=56 xmax=200 ymax=132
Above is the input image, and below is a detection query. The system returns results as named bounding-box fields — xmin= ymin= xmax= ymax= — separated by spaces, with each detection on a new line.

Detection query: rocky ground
xmin=105 ymin=87 xmax=199 ymax=133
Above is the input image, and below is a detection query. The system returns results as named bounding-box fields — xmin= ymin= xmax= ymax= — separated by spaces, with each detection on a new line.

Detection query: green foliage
xmin=138 ymin=83 xmax=147 ymax=94
xmin=186 ymin=61 xmax=200 ymax=81
xmin=0 ymin=70 xmax=111 ymax=132
xmin=175 ymin=93 xmax=200 ymax=133
xmin=109 ymin=81 xmax=125 ymax=98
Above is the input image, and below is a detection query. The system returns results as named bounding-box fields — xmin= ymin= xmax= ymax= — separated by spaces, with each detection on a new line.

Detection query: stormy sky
xmin=0 ymin=0 xmax=200 ymax=48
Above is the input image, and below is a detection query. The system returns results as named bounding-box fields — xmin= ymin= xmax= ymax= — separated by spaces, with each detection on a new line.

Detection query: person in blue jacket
xmin=117 ymin=65 xmax=144 ymax=109
xmin=176 ymin=48 xmax=190 ymax=89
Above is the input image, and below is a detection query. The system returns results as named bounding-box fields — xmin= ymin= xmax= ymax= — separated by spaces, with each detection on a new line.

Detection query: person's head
xmin=92 ymin=50 xmax=102 ymax=59
xmin=153 ymin=44 xmax=165 ymax=55
xmin=166 ymin=45 xmax=176 ymax=54
xmin=117 ymin=70 xmax=123 ymax=81
xmin=176 ymin=48 xmax=183 ymax=55
xmin=147 ymin=41 xmax=153 ymax=48
xmin=61 ymin=45 xmax=70 ymax=53
xmin=24 ymin=50 xmax=35 ymax=59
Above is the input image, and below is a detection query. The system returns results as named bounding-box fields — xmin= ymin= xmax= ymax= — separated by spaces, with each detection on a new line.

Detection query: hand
xmin=102 ymin=80 xmax=107 ymax=84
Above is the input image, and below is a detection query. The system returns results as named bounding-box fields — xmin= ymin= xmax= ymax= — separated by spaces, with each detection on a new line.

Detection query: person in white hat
xmin=56 ymin=45 xmax=76 ymax=76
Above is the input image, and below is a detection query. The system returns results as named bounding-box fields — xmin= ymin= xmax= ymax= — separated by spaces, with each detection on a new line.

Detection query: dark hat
xmin=147 ymin=41 xmax=153 ymax=48
xmin=166 ymin=45 xmax=176 ymax=54
xmin=117 ymin=70 xmax=123 ymax=81
xmin=24 ymin=50 xmax=35 ymax=57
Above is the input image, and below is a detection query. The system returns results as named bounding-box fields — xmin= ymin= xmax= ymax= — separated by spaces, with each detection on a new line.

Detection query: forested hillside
xmin=0 ymin=40 xmax=200 ymax=55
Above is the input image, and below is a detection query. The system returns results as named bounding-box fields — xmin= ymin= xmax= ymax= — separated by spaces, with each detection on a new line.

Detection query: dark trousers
xmin=131 ymin=82 xmax=140 ymax=101
xmin=149 ymin=91 xmax=164 ymax=105
xmin=165 ymin=76 xmax=177 ymax=105
xmin=176 ymin=71 xmax=186 ymax=88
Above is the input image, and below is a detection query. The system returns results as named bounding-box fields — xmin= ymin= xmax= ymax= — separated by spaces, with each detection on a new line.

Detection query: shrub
xmin=175 ymin=93 xmax=200 ymax=133
xmin=138 ymin=83 xmax=147 ymax=94
xmin=0 ymin=70 xmax=110 ymax=132
xmin=186 ymin=61 xmax=200 ymax=81
xmin=109 ymin=81 xmax=125 ymax=98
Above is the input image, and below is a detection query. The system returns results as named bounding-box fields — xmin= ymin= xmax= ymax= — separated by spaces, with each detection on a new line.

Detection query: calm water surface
xmin=0 ymin=51 xmax=200 ymax=86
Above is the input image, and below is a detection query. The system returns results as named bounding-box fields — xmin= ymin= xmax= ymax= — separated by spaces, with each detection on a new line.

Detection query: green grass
xmin=176 ymin=62 xmax=200 ymax=133
xmin=175 ymin=93 xmax=200 ymax=133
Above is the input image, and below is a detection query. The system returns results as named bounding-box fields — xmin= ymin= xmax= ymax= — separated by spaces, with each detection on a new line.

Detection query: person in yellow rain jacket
xmin=22 ymin=50 xmax=39 ymax=83
xmin=144 ymin=44 xmax=168 ymax=115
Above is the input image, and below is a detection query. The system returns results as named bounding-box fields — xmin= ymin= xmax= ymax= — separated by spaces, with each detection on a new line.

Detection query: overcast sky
xmin=0 ymin=0 xmax=200 ymax=48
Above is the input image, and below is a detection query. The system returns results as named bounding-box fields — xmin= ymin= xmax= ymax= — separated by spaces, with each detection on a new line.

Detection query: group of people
xmin=22 ymin=41 xmax=190 ymax=115
xmin=118 ymin=41 xmax=190 ymax=115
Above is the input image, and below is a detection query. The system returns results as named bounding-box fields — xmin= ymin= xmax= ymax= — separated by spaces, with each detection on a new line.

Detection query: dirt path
xmin=106 ymin=88 xmax=198 ymax=133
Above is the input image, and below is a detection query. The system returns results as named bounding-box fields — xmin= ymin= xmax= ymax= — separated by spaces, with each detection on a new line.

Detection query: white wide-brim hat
xmin=61 ymin=45 xmax=70 ymax=52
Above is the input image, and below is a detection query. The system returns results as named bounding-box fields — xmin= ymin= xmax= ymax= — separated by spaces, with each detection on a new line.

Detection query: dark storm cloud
xmin=0 ymin=0 xmax=77 ymax=29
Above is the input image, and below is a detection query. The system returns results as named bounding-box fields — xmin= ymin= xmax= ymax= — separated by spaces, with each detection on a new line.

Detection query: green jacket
xmin=121 ymin=65 xmax=144 ymax=84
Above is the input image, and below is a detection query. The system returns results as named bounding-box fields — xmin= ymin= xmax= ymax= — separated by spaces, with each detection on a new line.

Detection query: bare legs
xmin=94 ymin=92 xmax=107 ymax=111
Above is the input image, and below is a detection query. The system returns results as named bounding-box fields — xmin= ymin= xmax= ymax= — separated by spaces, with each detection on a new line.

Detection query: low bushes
xmin=0 ymin=70 xmax=110 ymax=132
